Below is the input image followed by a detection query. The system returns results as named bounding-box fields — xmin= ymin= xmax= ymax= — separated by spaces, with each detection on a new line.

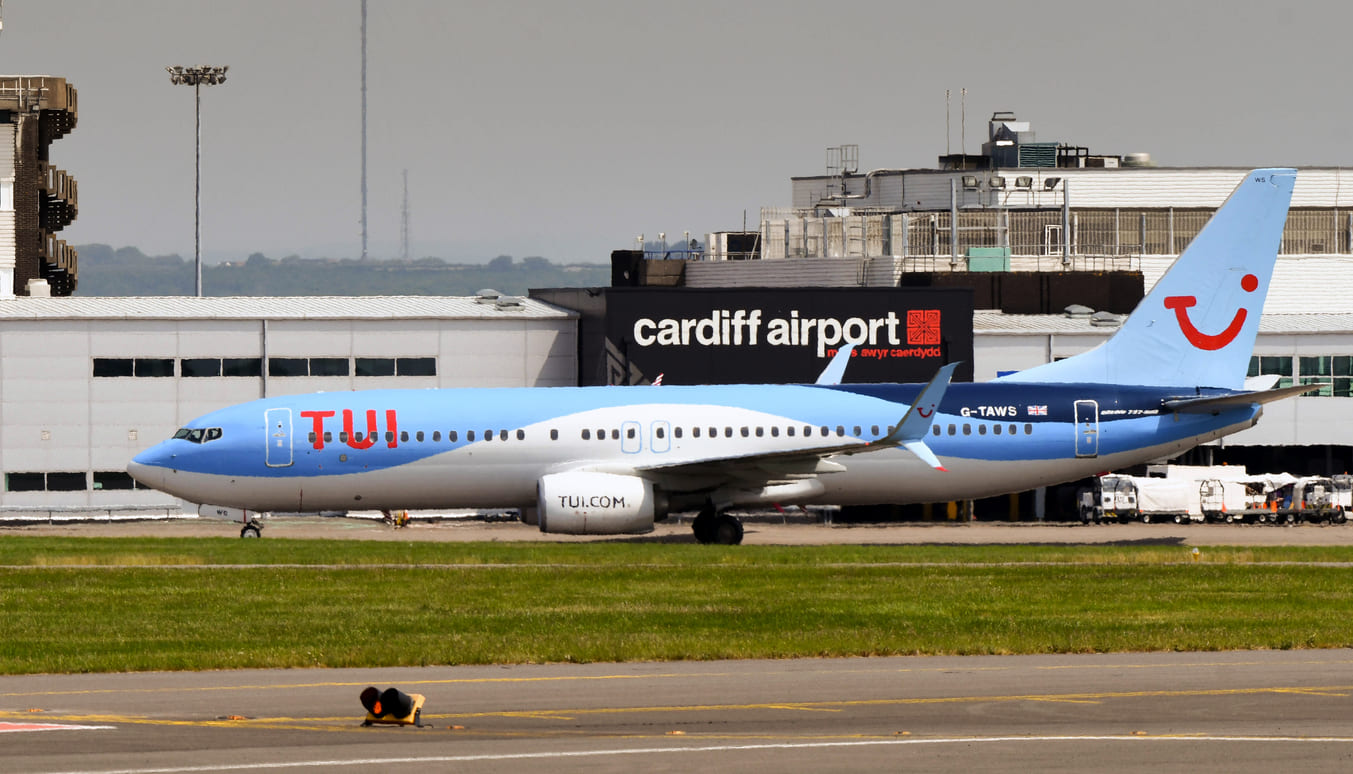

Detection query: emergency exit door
xmin=1074 ymin=400 xmax=1099 ymax=458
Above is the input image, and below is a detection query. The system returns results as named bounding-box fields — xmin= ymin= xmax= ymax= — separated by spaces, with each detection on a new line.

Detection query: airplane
xmin=129 ymin=168 xmax=1302 ymax=544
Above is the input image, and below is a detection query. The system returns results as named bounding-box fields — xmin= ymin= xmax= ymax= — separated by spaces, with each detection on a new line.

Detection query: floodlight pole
xmin=167 ymin=65 xmax=228 ymax=296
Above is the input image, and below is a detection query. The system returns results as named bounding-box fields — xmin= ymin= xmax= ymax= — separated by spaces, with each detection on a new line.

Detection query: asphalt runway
xmin=4 ymin=650 xmax=1353 ymax=773
xmin=11 ymin=514 xmax=1353 ymax=545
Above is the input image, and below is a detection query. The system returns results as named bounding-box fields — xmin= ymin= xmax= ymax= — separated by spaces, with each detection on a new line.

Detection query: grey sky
xmin=1 ymin=0 xmax=1348 ymax=263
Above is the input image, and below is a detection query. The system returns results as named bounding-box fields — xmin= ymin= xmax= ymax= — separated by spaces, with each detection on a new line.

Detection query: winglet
xmin=882 ymin=361 xmax=959 ymax=471
xmin=815 ymin=344 xmax=855 ymax=385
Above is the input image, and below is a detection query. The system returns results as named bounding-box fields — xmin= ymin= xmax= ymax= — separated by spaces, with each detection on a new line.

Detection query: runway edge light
xmin=359 ymin=686 xmax=426 ymax=727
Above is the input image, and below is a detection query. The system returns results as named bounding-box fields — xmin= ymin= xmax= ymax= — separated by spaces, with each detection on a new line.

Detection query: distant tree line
xmin=72 ymin=246 xmax=611 ymax=297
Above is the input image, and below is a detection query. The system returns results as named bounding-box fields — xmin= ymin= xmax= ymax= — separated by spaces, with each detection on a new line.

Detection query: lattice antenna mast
xmin=360 ymin=0 xmax=368 ymax=259
xmin=401 ymin=169 xmax=410 ymax=260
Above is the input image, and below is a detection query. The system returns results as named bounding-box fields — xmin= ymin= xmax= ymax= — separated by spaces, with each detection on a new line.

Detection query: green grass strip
xmin=1 ymin=538 xmax=1352 ymax=674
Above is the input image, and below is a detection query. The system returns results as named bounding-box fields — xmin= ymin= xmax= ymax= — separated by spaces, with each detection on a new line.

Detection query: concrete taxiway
xmin=4 ymin=650 xmax=1353 ymax=773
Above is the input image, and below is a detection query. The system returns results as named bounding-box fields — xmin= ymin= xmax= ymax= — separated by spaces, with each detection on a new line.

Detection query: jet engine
xmin=537 ymin=472 xmax=668 ymax=535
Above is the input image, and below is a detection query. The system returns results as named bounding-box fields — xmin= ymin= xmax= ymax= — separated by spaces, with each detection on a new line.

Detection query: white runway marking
xmin=37 ymin=734 xmax=1353 ymax=773
xmin=0 ymin=721 xmax=113 ymax=733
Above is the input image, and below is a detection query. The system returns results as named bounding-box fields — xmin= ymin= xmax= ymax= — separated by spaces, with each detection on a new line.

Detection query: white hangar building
xmin=0 ymin=294 xmax=575 ymax=510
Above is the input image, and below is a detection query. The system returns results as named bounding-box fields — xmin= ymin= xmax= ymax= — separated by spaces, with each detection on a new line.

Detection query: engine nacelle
xmin=537 ymin=472 xmax=668 ymax=535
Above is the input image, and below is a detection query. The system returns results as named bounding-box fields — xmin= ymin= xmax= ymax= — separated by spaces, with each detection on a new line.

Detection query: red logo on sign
xmin=1163 ymin=273 xmax=1258 ymax=351
xmin=907 ymin=309 xmax=942 ymax=346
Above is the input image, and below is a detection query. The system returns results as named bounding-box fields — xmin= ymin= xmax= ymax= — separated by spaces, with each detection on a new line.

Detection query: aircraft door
xmin=1074 ymin=400 xmax=1099 ymax=458
xmin=621 ymin=421 xmax=642 ymax=454
xmin=650 ymin=420 xmax=671 ymax=453
xmin=265 ymin=408 xmax=294 ymax=467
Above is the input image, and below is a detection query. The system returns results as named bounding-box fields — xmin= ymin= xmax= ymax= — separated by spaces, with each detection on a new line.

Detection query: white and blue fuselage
xmin=128 ymin=381 xmax=1258 ymax=513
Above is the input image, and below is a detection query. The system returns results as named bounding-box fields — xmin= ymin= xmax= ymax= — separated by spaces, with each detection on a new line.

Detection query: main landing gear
xmin=240 ymin=519 xmax=263 ymax=538
xmin=691 ymin=504 xmax=744 ymax=545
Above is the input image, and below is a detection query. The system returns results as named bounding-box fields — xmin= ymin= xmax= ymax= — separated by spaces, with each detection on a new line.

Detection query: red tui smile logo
xmin=1163 ymin=273 xmax=1259 ymax=351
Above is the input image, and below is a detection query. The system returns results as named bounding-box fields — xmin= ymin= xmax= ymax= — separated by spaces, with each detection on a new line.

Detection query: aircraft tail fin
xmin=999 ymin=168 xmax=1296 ymax=390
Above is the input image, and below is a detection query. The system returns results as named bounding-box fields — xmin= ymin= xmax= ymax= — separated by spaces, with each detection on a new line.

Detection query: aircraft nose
xmin=127 ymin=446 xmax=171 ymax=490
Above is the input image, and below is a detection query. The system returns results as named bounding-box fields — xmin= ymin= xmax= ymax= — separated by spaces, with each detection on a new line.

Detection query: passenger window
xmin=725 ymin=427 xmax=734 ymax=438
xmin=387 ymin=431 xmax=396 ymax=443
xmin=627 ymin=427 xmax=637 ymax=439
xmin=787 ymin=426 xmax=795 ymax=437
xmin=993 ymin=425 xmax=1002 ymax=435
xmin=416 ymin=431 xmax=425 ymax=442
xmin=340 ymin=432 xmax=349 ymax=443
xmin=657 ymin=427 xmax=666 ymax=439
xmin=609 ymin=429 xmax=618 ymax=440
xmin=354 ymin=433 xmax=365 ymax=443
xmin=932 ymin=425 xmax=940 ymax=436
xmin=770 ymin=427 xmax=779 ymax=437
xmin=741 ymin=427 xmax=749 ymax=437
xmin=485 ymin=429 xmax=494 ymax=441
xmin=693 ymin=427 xmax=701 ymax=438
xmin=674 ymin=427 xmax=683 ymax=439
xmin=516 ymin=429 xmax=525 ymax=441
xmin=853 ymin=426 xmax=861 ymax=437
xmin=400 ymin=431 xmax=409 ymax=442
xmin=597 ymin=428 xmax=606 ymax=440
xmin=581 ymin=429 xmax=590 ymax=440
xmin=550 ymin=429 xmax=558 ymax=440
xmin=501 ymin=430 xmax=509 ymax=441
xmin=978 ymin=425 xmax=986 ymax=435
xmin=947 ymin=424 xmax=956 ymax=436
xmin=871 ymin=425 xmax=880 ymax=436
xmin=820 ymin=427 xmax=829 ymax=437
xmin=1024 ymin=424 xmax=1033 ymax=435
xmin=468 ymin=430 xmax=476 ymax=442
xmin=433 ymin=431 xmax=441 ymax=442
xmin=449 ymin=430 xmax=458 ymax=442
xmin=963 ymin=424 xmax=971 ymax=435
xmin=308 ymin=432 xmax=317 ymax=443
xmin=709 ymin=427 xmax=717 ymax=438
xmin=755 ymin=427 xmax=764 ymax=437
xmin=836 ymin=426 xmax=845 ymax=437
xmin=1008 ymin=424 xmax=1017 ymax=435
xmin=324 ymin=432 xmax=333 ymax=442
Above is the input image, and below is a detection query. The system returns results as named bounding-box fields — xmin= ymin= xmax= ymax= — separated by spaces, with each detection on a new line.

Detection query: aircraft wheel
xmin=692 ymin=508 xmax=717 ymax=544
xmin=713 ymin=514 xmax=744 ymax=546
xmin=240 ymin=523 xmax=262 ymax=539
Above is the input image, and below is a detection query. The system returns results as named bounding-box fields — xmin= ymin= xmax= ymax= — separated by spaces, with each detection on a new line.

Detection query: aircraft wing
xmin=627 ymin=362 xmax=959 ymax=487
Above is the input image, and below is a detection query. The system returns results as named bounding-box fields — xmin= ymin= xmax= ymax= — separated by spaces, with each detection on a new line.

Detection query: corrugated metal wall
xmin=0 ymin=124 xmax=15 ymax=292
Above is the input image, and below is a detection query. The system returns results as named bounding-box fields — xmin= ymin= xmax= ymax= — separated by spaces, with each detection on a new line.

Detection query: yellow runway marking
xmin=8 ymin=682 xmax=1346 ymax=735
xmin=7 ymin=655 xmax=1353 ymax=700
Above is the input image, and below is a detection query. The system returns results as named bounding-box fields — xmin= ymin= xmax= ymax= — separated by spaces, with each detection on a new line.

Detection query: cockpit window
xmin=172 ymin=427 xmax=223 ymax=444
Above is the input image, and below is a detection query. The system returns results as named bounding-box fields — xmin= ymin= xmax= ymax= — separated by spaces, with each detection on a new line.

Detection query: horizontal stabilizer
xmin=1163 ymin=382 xmax=1323 ymax=414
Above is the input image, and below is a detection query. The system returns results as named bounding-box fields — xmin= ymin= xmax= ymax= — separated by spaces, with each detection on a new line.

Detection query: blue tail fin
xmin=999 ymin=168 xmax=1296 ymax=389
